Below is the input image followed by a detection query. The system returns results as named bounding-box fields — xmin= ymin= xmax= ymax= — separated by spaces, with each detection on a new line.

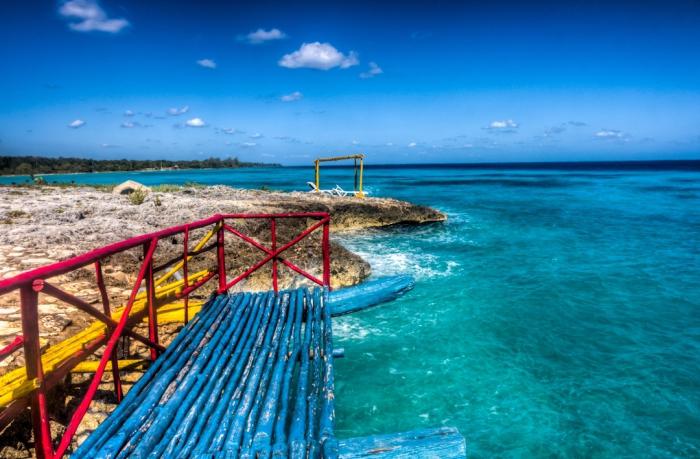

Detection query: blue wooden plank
xmin=113 ymin=295 xmax=240 ymax=458
xmin=74 ymin=292 xmax=229 ymax=457
xmin=249 ymin=292 xmax=299 ymax=458
xmin=306 ymin=287 xmax=324 ymax=458
xmin=337 ymin=427 xmax=467 ymax=459
xmin=320 ymin=289 xmax=338 ymax=459
xmin=146 ymin=293 xmax=253 ymax=457
xmin=77 ymin=293 xmax=233 ymax=458
xmin=288 ymin=289 xmax=314 ymax=458
xmin=223 ymin=292 xmax=284 ymax=453
xmin=328 ymin=275 xmax=414 ymax=317
xmin=271 ymin=288 xmax=304 ymax=458
xmin=188 ymin=292 xmax=271 ymax=456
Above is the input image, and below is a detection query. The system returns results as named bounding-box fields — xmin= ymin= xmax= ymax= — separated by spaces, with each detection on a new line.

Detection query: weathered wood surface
xmin=328 ymin=275 xmax=414 ymax=317
xmin=73 ymin=288 xmax=338 ymax=458
xmin=338 ymin=427 xmax=466 ymax=459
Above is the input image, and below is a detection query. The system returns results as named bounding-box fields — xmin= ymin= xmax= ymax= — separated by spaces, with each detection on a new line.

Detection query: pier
xmin=0 ymin=213 xmax=465 ymax=458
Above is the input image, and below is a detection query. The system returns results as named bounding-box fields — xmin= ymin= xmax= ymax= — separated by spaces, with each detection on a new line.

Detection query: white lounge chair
xmin=307 ymin=181 xmax=335 ymax=195
xmin=307 ymin=182 xmax=368 ymax=197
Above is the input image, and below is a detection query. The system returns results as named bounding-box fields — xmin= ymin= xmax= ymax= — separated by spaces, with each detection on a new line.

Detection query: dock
xmin=0 ymin=213 xmax=465 ymax=458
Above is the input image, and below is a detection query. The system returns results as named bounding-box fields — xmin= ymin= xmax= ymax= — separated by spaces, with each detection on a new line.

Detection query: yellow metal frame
xmin=313 ymin=154 xmax=365 ymax=198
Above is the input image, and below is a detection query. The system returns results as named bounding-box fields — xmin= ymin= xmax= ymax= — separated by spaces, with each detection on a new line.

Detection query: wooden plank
xmin=337 ymin=427 xmax=467 ymax=459
xmin=70 ymin=359 xmax=149 ymax=373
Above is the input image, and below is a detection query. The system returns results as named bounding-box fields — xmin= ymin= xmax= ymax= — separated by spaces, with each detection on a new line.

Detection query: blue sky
xmin=1 ymin=0 xmax=699 ymax=164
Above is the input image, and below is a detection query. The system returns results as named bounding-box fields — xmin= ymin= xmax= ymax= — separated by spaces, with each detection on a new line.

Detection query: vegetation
xmin=128 ymin=188 xmax=148 ymax=205
xmin=0 ymin=156 xmax=280 ymax=176
xmin=150 ymin=184 xmax=182 ymax=192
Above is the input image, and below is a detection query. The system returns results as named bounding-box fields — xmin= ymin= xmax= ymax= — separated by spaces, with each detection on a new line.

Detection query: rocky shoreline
xmin=0 ymin=184 xmax=445 ymax=457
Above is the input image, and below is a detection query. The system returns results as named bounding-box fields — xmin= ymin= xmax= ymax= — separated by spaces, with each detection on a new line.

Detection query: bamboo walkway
xmin=73 ymin=287 xmax=467 ymax=458
xmin=75 ymin=287 xmax=337 ymax=458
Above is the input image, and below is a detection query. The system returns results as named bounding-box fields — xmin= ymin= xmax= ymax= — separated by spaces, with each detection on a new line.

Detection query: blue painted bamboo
xmin=135 ymin=293 xmax=251 ymax=457
xmin=328 ymin=275 xmax=414 ymax=317
xmin=247 ymin=291 xmax=299 ymax=458
xmin=111 ymin=296 xmax=238 ymax=458
xmin=75 ymin=286 xmax=358 ymax=458
xmin=271 ymin=288 xmax=304 ymax=458
xmin=74 ymin=293 xmax=230 ymax=457
xmin=239 ymin=292 xmax=293 ymax=456
xmin=288 ymin=289 xmax=315 ymax=458
xmin=189 ymin=293 xmax=272 ymax=456
xmin=177 ymin=291 xmax=273 ymax=458
xmin=222 ymin=292 xmax=286 ymax=456
xmin=151 ymin=292 xmax=257 ymax=457
xmin=203 ymin=292 xmax=277 ymax=455
xmin=320 ymin=289 xmax=338 ymax=459
xmin=306 ymin=287 xmax=324 ymax=458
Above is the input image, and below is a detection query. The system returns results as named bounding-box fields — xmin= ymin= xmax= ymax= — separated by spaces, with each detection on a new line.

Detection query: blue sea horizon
xmin=2 ymin=161 xmax=699 ymax=457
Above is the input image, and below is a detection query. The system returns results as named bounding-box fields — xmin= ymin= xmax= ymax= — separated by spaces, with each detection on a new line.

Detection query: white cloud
xmin=167 ymin=106 xmax=189 ymax=116
xmin=385 ymin=142 xmax=394 ymax=146
xmin=121 ymin=121 xmax=136 ymax=128
xmin=280 ymin=91 xmax=303 ymax=102
xmin=218 ymin=128 xmax=238 ymax=135
xmin=240 ymin=142 xmax=257 ymax=148
xmin=68 ymin=119 xmax=85 ymax=128
xmin=488 ymin=119 xmax=519 ymax=129
xmin=407 ymin=141 xmax=417 ymax=147
xmin=124 ymin=110 xmax=134 ymax=117
xmin=595 ymin=129 xmax=624 ymax=138
xmin=352 ymin=140 xmax=360 ymax=145
xmin=242 ymin=28 xmax=286 ymax=44
xmin=196 ymin=59 xmax=217 ymax=69
xmin=249 ymin=133 xmax=263 ymax=139
xmin=279 ymin=42 xmax=359 ymax=70
xmin=360 ymin=62 xmax=383 ymax=79
xmin=185 ymin=118 xmax=206 ymax=127
xmin=59 ymin=0 xmax=129 ymax=33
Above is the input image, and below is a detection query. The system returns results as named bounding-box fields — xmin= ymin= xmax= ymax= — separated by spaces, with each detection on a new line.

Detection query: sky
xmin=1 ymin=0 xmax=700 ymax=165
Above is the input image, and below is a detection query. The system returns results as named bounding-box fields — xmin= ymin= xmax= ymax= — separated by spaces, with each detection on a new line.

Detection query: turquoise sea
xmin=3 ymin=162 xmax=700 ymax=457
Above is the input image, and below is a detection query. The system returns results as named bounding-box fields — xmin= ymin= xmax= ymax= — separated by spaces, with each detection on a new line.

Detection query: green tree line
xmin=0 ymin=156 xmax=280 ymax=176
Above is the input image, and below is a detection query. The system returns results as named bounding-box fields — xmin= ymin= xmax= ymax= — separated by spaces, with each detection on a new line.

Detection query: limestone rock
xmin=112 ymin=180 xmax=150 ymax=195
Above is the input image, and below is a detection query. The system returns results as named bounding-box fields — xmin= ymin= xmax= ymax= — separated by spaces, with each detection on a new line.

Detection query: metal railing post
xmin=183 ymin=226 xmax=190 ymax=324
xmin=20 ymin=284 xmax=53 ymax=459
xmin=145 ymin=242 xmax=158 ymax=361
xmin=322 ymin=219 xmax=331 ymax=290
xmin=95 ymin=260 xmax=123 ymax=401
xmin=217 ymin=221 xmax=226 ymax=292
xmin=271 ymin=218 xmax=278 ymax=293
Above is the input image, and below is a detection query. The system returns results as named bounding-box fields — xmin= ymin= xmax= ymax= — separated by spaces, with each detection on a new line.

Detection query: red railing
xmin=0 ymin=212 xmax=331 ymax=458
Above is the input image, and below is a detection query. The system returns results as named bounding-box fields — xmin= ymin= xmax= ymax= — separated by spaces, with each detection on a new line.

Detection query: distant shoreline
xmin=0 ymin=166 xmax=279 ymax=179
xmin=0 ymin=155 xmax=281 ymax=177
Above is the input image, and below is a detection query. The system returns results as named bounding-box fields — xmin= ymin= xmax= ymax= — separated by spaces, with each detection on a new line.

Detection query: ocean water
xmin=4 ymin=162 xmax=700 ymax=457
